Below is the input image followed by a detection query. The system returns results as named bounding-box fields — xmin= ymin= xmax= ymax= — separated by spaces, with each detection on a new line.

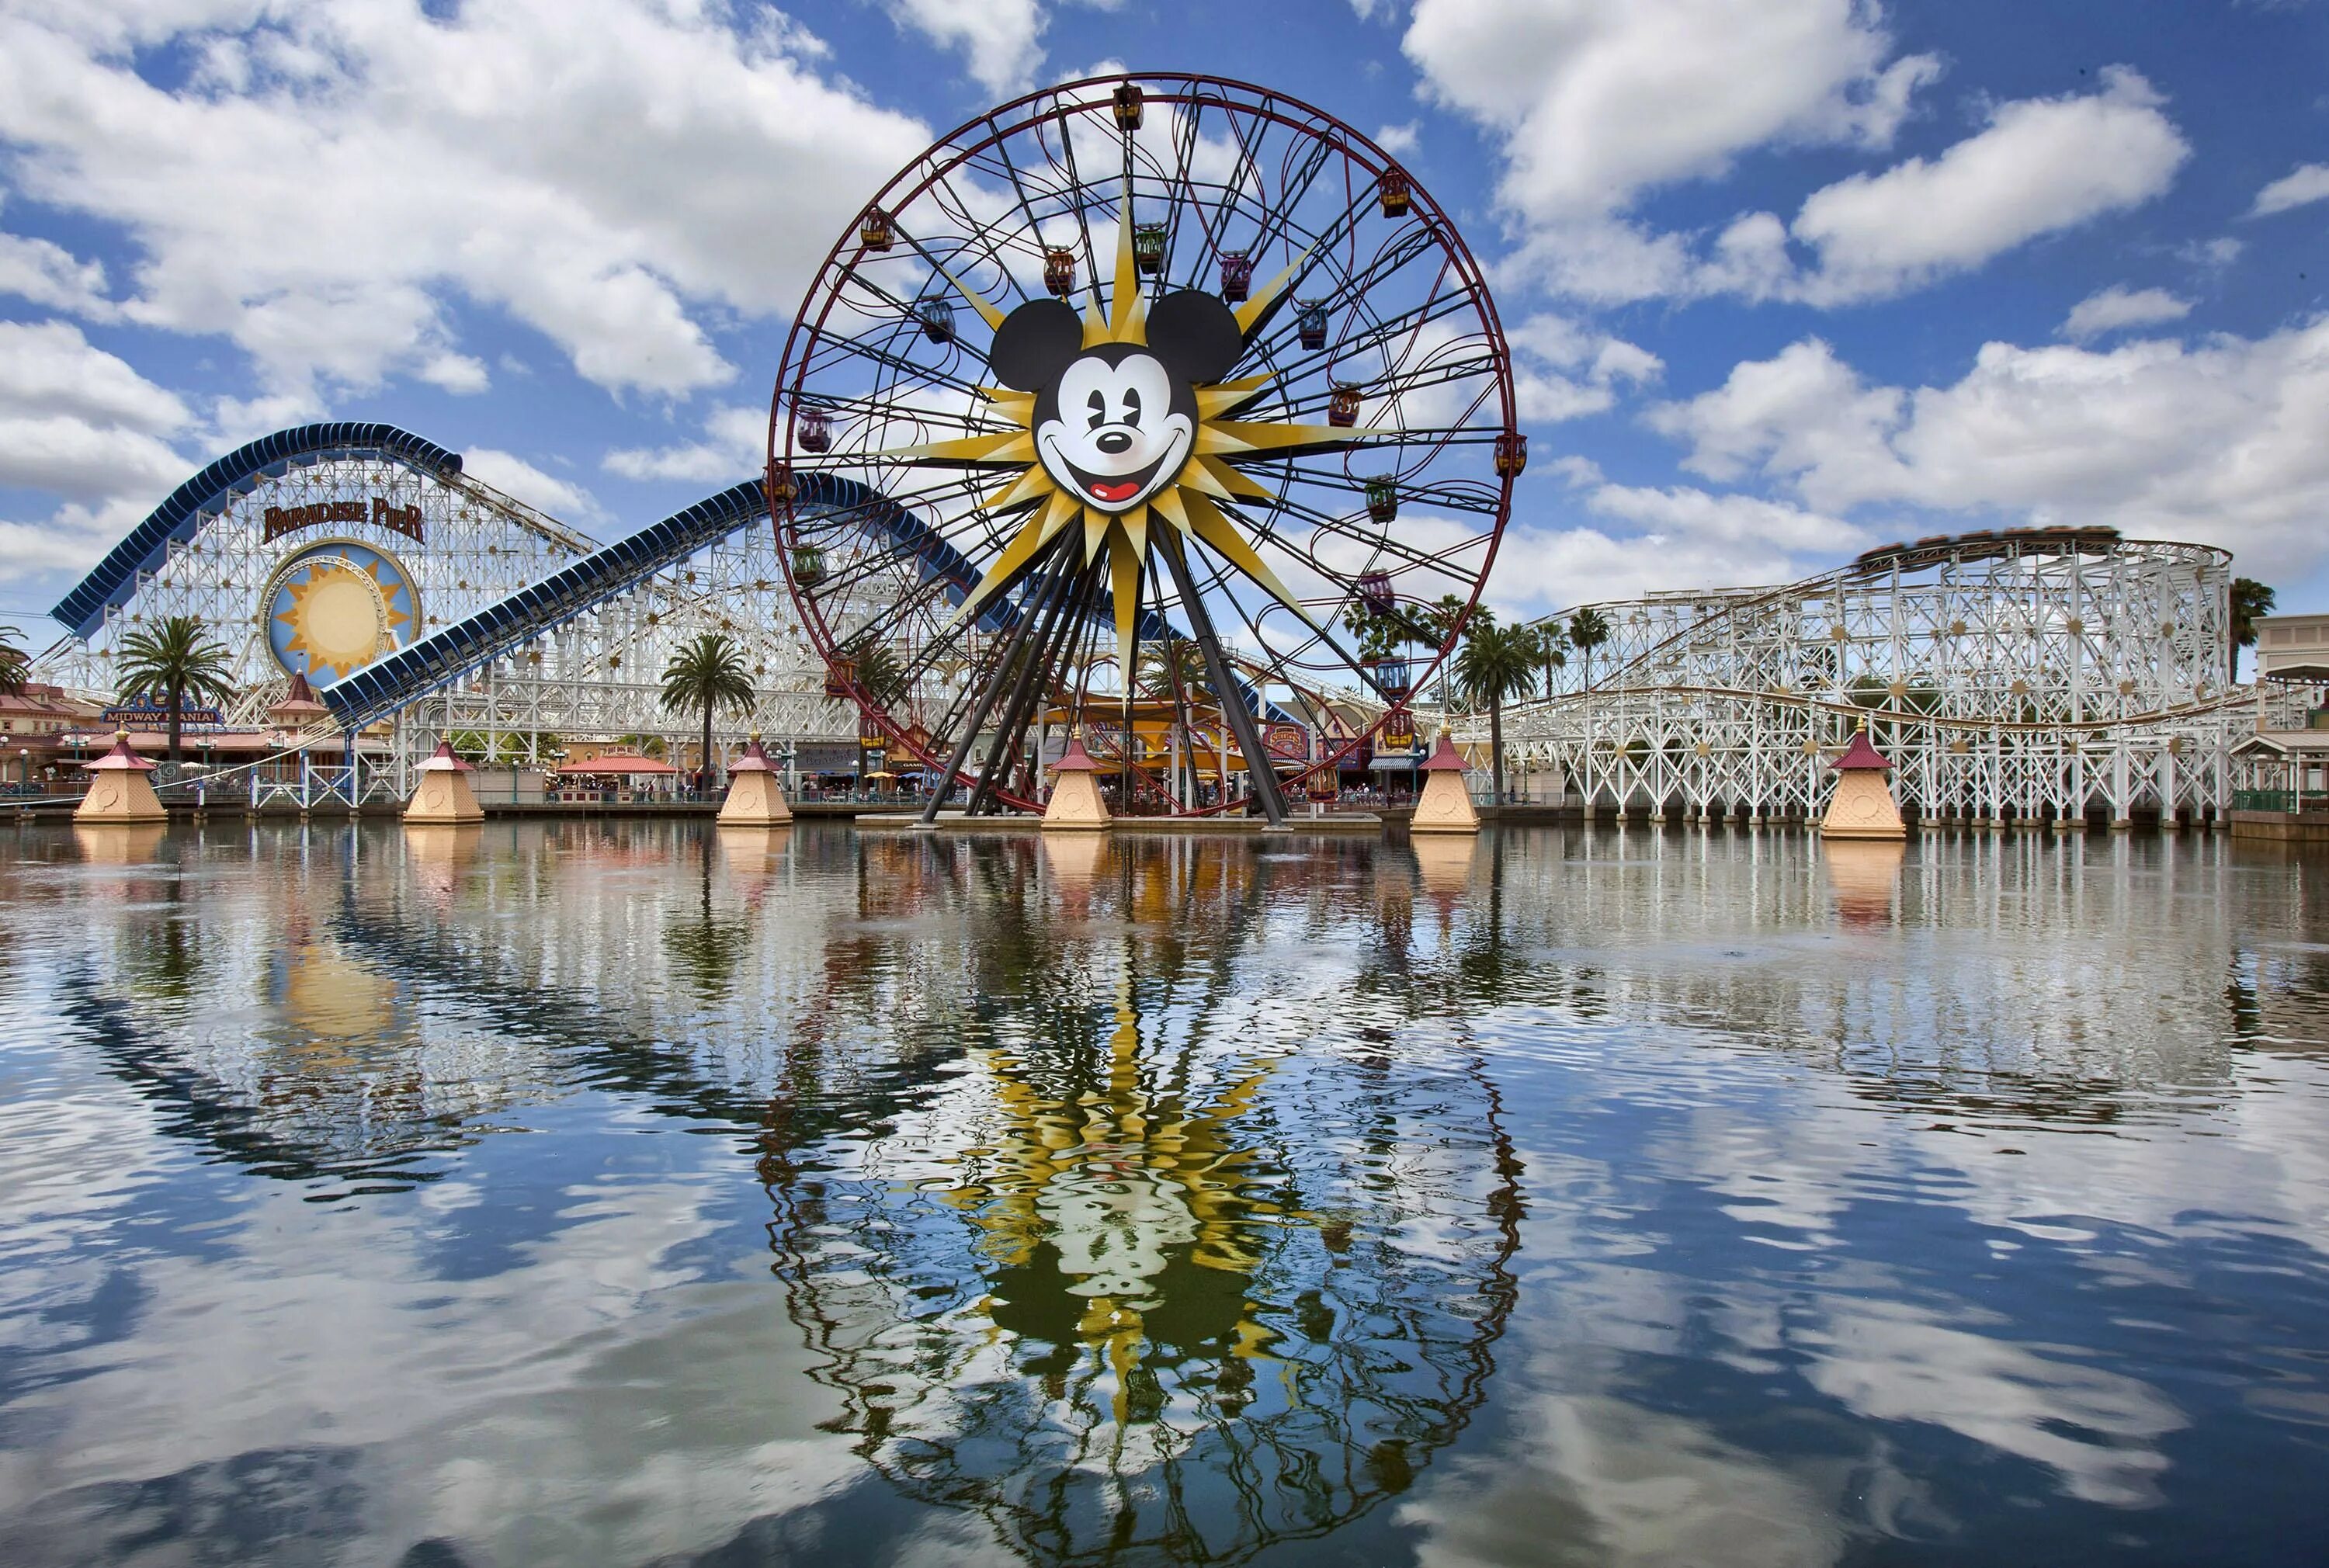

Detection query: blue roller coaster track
xmin=51 ymin=422 xmax=470 ymax=640
xmin=317 ymin=469 xmax=1013 ymax=733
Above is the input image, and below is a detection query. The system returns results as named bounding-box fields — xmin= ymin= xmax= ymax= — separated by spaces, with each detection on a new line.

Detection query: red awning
xmin=557 ymin=755 xmax=679 ymax=775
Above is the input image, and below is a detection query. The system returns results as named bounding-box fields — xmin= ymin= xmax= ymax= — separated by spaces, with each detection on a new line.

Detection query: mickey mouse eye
xmin=1121 ymin=388 xmax=1142 ymax=427
xmin=1086 ymin=390 xmax=1106 ymax=430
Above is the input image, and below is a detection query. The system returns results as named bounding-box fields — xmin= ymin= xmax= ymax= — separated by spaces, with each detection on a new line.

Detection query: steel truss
xmin=1487 ymin=531 xmax=2263 ymax=825
xmin=33 ymin=434 xmax=851 ymax=795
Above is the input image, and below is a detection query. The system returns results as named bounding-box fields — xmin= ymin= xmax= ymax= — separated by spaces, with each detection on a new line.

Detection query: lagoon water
xmin=1 ymin=820 xmax=2324 ymax=1566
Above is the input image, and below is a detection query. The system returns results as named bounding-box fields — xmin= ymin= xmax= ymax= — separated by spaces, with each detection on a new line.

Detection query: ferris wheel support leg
xmin=969 ymin=548 xmax=1087 ymax=816
xmin=1157 ymin=532 xmax=1287 ymax=827
xmin=918 ymin=542 xmax=1074 ymax=825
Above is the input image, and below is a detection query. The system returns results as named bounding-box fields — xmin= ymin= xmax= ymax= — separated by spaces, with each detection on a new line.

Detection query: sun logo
xmin=273 ymin=552 xmax=411 ymax=679
xmin=865 ymin=196 xmax=1374 ymax=673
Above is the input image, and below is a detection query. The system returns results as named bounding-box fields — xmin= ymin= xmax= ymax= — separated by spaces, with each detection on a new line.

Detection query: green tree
xmin=1532 ymin=623 xmax=1568 ymax=698
xmin=839 ymin=630 xmax=908 ymax=706
xmin=2231 ymin=577 xmax=2276 ymax=682
xmin=0 ymin=624 xmax=30 ymax=696
xmin=1567 ymin=606 xmax=1612 ymax=692
xmin=660 ymin=633 xmax=755 ymax=789
xmin=1136 ymin=637 xmax=1209 ymax=700
xmin=1453 ymin=609 xmax=1539 ymax=802
xmin=112 ymin=616 xmax=236 ymax=765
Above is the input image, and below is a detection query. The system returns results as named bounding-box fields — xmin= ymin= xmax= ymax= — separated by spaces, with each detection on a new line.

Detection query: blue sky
xmin=4 ymin=0 xmax=2327 ymax=635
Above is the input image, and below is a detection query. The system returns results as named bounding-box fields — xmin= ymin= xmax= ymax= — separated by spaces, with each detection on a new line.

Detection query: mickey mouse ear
xmin=987 ymin=299 xmax=1084 ymax=390
xmin=1145 ymin=290 xmax=1244 ymax=385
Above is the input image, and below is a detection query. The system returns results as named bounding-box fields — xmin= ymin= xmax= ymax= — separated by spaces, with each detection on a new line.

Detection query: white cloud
xmin=1649 ymin=321 xmax=2329 ymax=581
xmin=1519 ymin=70 xmax=2190 ymax=308
xmin=2181 ymin=235 xmax=2244 ymax=272
xmin=0 ymin=497 xmax=158 ymax=587
xmin=1405 ymin=0 xmax=1937 ymax=223
xmin=604 ymin=404 xmax=766 ymax=484
xmin=417 ymin=351 xmax=491 ymax=395
xmin=0 ymin=320 xmax=189 ymax=434
xmin=1375 ymin=120 xmax=1421 ymax=158
xmin=0 ymin=320 xmax=197 ymax=586
xmin=0 ymin=318 xmax=191 ymax=504
xmin=2060 ymin=285 xmax=2190 ymax=342
xmin=1785 ymin=68 xmax=2188 ymax=304
xmin=885 ymin=0 xmax=1045 ymax=97
xmin=463 ymin=447 xmax=606 ymax=526
xmin=1510 ymin=310 xmax=1663 ymax=422
xmin=0 ymin=231 xmax=113 ymax=316
xmin=0 ymin=2 xmax=933 ymax=401
xmin=1487 ymin=463 xmax=1864 ymax=616
xmin=2249 ymin=161 xmax=2329 ymax=219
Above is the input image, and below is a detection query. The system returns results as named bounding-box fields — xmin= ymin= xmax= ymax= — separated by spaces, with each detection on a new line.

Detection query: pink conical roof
xmin=1052 ymin=734 xmax=1101 ymax=772
xmin=729 ymin=735 xmax=777 ymax=772
xmin=82 ymin=730 xmax=155 ymax=772
xmin=1832 ymin=729 xmax=1892 ymax=771
xmin=415 ymin=740 xmax=476 ymax=773
xmin=1418 ymin=732 xmax=1468 ymax=772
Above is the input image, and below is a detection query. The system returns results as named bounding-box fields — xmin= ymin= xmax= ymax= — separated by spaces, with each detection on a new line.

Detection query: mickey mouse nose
xmin=1095 ymin=430 xmax=1133 ymax=454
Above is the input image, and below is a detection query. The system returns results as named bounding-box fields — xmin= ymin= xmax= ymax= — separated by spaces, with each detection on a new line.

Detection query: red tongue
xmin=1089 ymin=480 xmax=1140 ymax=502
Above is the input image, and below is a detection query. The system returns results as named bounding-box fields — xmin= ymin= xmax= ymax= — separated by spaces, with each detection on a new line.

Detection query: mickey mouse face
xmin=1040 ymin=347 xmax=1190 ymax=512
xmin=987 ymin=289 xmax=1244 ymax=516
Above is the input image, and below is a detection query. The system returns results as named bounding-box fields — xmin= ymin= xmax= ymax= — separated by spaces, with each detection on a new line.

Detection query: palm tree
xmin=1532 ymin=623 xmax=1568 ymax=698
xmin=1566 ymin=606 xmax=1612 ymax=692
xmin=840 ymin=630 xmax=908 ymax=706
xmin=660 ymin=633 xmax=755 ymax=792
xmin=112 ymin=616 xmax=236 ymax=766
xmin=0 ymin=624 xmax=30 ymax=696
xmin=2230 ymin=577 xmax=2276 ymax=682
xmin=1137 ymin=637 xmax=1212 ymax=806
xmin=1453 ymin=610 xmax=1539 ymax=803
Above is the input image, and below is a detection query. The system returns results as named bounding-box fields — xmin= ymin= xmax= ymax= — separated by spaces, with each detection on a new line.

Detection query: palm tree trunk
xmin=1489 ymin=696 xmax=1505 ymax=802
xmin=701 ymin=696 xmax=714 ymax=799
xmin=167 ymin=678 xmax=183 ymax=767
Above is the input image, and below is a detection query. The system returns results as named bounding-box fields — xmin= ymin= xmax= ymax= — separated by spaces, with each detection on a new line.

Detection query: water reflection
xmin=0 ymin=821 xmax=2323 ymax=1567
xmin=761 ymin=836 xmax=1522 ymax=1563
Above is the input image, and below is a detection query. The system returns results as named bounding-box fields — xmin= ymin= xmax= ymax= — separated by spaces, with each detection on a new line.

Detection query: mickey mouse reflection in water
xmin=987 ymin=290 xmax=1243 ymax=515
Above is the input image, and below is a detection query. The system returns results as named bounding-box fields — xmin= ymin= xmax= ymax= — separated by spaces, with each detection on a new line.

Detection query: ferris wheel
xmin=769 ymin=73 xmax=1519 ymax=820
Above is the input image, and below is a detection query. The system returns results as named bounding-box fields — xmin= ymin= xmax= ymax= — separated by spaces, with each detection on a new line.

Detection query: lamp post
xmin=18 ymin=748 xmax=28 ymax=793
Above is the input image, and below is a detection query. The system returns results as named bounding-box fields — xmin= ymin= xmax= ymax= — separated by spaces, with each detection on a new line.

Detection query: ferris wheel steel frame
xmin=1491 ymin=530 xmax=2254 ymax=826
xmin=768 ymin=73 xmax=1517 ymax=819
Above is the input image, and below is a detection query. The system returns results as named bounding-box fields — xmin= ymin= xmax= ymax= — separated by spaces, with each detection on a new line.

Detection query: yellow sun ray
xmin=1232 ymin=253 xmax=1305 ymax=335
xmin=880 ymin=429 xmax=1035 ymax=466
xmin=1194 ymin=374 xmax=1275 ymax=421
xmin=1176 ymin=491 xmax=1324 ymax=636
xmin=1205 ymin=418 xmax=1380 ymax=453
xmin=842 ymin=185 xmax=1396 ymax=699
xmin=1106 ymin=522 xmax=1144 ymax=676
xmin=947 ymin=487 xmax=1082 ymax=631
xmin=1178 ymin=456 xmax=1275 ymax=502
xmin=980 ymin=466 xmax=1053 ymax=513
xmin=929 ymin=258 xmax=1008 ymax=331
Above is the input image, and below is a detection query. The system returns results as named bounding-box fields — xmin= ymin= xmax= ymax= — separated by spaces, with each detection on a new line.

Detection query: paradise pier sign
xmin=264 ymin=496 xmax=426 ymax=544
